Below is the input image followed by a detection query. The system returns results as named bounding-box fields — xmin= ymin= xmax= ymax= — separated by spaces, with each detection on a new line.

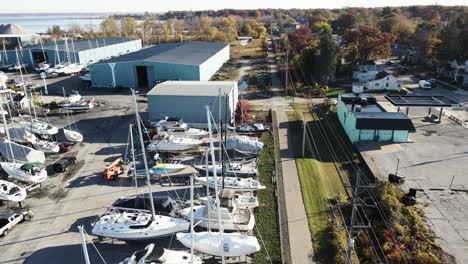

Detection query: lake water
xmin=0 ymin=15 xmax=106 ymax=33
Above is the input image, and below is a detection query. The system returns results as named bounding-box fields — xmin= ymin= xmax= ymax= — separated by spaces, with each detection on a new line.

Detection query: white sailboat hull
xmin=176 ymin=231 xmax=261 ymax=257
xmin=0 ymin=180 xmax=27 ymax=202
xmin=122 ymin=244 xmax=202 ymax=264
xmin=196 ymin=176 xmax=266 ymax=192
xmin=0 ymin=162 xmax=47 ymax=184
xmin=20 ymin=121 xmax=58 ymax=135
xmin=147 ymin=139 xmax=202 ymax=152
xmin=0 ymin=139 xmax=45 ymax=163
xmin=2 ymin=127 xmax=37 ymax=144
xmin=32 ymin=140 xmax=60 ymax=154
xmin=181 ymin=205 xmax=255 ymax=232
xmin=64 ymin=129 xmax=83 ymax=143
xmin=92 ymin=211 xmax=190 ymax=241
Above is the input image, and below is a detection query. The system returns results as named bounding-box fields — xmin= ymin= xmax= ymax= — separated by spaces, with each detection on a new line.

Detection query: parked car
xmin=419 ymin=80 xmax=432 ymax=89
xmin=53 ymin=156 xmax=77 ymax=172
xmin=429 ymin=79 xmax=438 ymax=88
xmin=0 ymin=211 xmax=33 ymax=236
xmin=398 ymin=66 xmax=409 ymax=74
xmin=59 ymin=142 xmax=73 ymax=153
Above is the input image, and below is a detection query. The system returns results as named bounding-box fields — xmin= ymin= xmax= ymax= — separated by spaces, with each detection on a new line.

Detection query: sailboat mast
xmin=54 ymin=40 xmax=61 ymax=65
xmin=190 ymin=174 xmax=194 ymax=264
xmin=205 ymin=148 xmax=211 ymax=230
xmin=71 ymin=38 xmax=77 ymax=64
xmin=129 ymin=124 xmax=138 ymax=189
xmin=205 ymin=105 xmax=225 ymax=263
xmin=64 ymin=38 xmax=71 ymax=64
xmin=133 ymin=89 xmax=156 ymax=219
xmin=78 ymin=226 xmax=91 ymax=264
xmin=0 ymin=101 xmax=16 ymax=164
xmin=218 ymin=89 xmax=224 ymax=189
xmin=39 ymin=37 xmax=46 ymax=63
xmin=2 ymin=41 xmax=8 ymax=62
xmin=15 ymin=48 xmax=32 ymax=119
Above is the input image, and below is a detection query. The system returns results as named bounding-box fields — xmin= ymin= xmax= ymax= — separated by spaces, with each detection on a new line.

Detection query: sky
xmin=0 ymin=0 xmax=466 ymax=13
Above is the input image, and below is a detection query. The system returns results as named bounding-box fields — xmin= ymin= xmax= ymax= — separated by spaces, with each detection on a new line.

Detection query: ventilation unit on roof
xmin=361 ymin=97 xmax=368 ymax=106
xmin=355 ymin=105 xmax=362 ymax=112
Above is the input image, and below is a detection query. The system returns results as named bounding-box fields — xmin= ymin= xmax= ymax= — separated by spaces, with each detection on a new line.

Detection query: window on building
xmin=387 ymin=77 xmax=389 ymax=80
xmin=375 ymin=83 xmax=379 ymax=86
xmin=386 ymin=83 xmax=389 ymax=87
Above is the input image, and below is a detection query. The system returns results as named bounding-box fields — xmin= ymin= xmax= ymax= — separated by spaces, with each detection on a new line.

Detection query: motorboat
xmin=196 ymin=176 xmax=265 ymax=192
xmin=92 ymin=209 xmax=190 ymax=241
xmin=0 ymin=162 xmax=47 ymax=184
xmin=20 ymin=120 xmax=58 ymax=135
xmin=67 ymin=90 xmax=82 ymax=104
xmin=147 ymin=135 xmax=203 ymax=152
xmin=180 ymin=199 xmax=255 ymax=232
xmin=63 ymin=129 xmax=83 ymax=143
xmin=226 ymin=135 xmax=264 ymax=153
xmin=193 ymin=162 xmax=258 ymax=178
xmin=60 ymin=100 xmax=94 ymax=112
xmin=176 ymin=232 xmax=261 ymax=257
xmin=121 ymin=243 xmax=202 ymax=264
xmin=0 ymin=180 xmax=27 ymax=203
xmin=32 ymin=140 xmax=60 ymax=154
xmin=234 ymin=123 xmax=269 ymax=133
xmin=155 ymin=120 xmax=208 ymax=139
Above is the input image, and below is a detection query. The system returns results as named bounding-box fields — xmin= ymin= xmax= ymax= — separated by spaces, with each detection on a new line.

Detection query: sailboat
xmin=32 ymin=140 xmax=60 ymax=154
xmin=91 ymin=90 xmax=189 ymax=241
xmin=196 ymin=176 xmax=265 ymax=192
xmin=0 ymin=102 xmax=47 ymax=184
xmin=1 ymin=127 xmax=37 ymax=144
xmin=225 ymin=135 xmax=264 ymax=153
xmin=198 ymin=189 xmax=259 ymax=210
xmin=61 ymin=88 xmax=84 ymax=143
xmin=0 ymin=180 xmax=27 ymax=203
xmin=121 ymin=243 xmax=202 ymax=264
xmin=176 ymin=106 xmax=261 ymax=258
xmin=193 ymin=161 xmax=258 ymax=178
xmin=147 ymin=134 xmax=203 ymax=152
xmin=20 ymin=120 xmax=58 ymax=135
xmin=0 ymin=41 xmax=13 ymax=70
xmin=155 ymin=117 xmax=208 ymax=139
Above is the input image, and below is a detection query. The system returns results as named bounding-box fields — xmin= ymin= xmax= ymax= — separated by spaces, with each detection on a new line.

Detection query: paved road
xmin=267 ymin=38 xmax=315 ymax=264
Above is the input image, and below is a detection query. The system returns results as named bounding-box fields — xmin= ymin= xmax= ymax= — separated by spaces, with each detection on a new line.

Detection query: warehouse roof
xmin=97 ymin=41 xmax=228 ymax=66
xmin=355 ymin=112 xmax=416 ymax=131
xmin=147 ymin=81 xmax=237 ymax=96
xmin=25 ymin=37 xmax=136 ymax=52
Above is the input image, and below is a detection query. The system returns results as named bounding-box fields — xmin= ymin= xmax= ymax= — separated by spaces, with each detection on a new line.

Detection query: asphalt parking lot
xmin=0 ymin=73 xmax=202 ymax=264
xmin=358 ymin=106 xmax=468 ymax=263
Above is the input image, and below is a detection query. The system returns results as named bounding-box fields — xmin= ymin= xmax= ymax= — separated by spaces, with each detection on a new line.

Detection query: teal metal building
xmin=337 ymin=93 xmax=415 ymax=143
xmin=1 ymin=38 xmax=141 ymax=69
xmin=89 ymin=41 xmax=229 ymax=88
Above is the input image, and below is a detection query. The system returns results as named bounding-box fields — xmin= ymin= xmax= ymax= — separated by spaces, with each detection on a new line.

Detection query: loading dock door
xmin=32 ymin=51 xmax=48 ymax=64
xmin=136 ymin=66 xmax=149 ymax=87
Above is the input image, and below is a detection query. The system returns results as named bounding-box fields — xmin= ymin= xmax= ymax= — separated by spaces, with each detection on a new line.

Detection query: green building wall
xmin=337 ymin=94 xmax=410 ymax=143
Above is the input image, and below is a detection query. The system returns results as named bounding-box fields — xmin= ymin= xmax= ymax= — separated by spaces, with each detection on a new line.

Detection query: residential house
xmin=364 ymin=71 xmax=402 ymax=91
xmin=353 ymin=69 xmax=379 ymax=82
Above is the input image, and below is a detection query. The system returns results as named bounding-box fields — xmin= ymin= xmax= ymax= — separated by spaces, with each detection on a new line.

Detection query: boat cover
xmin=20 ymin=162 xmax=43 ymax=173
xmin=0 ymin=138 xmax=46 ymax=163
xmin=226 ymin=136 xmax=264 ymax=152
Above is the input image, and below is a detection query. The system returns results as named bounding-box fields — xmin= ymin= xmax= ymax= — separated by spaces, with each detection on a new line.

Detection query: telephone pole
xmin=345 ymin=170 xmax=361 ymax=264
xmin=285 ymin=48 xmax=289 ymax=94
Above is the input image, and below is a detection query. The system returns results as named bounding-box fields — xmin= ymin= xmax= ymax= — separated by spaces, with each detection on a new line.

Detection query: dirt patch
xmin=48 ymin=186 xmax=69 ymax=200
xmin=423 ymin=130 xmax=438 ymax=136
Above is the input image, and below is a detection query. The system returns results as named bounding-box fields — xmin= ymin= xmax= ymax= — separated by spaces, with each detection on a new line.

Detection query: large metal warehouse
xmin=2 ymin=37 xmax=142 ymax=68
xmin=147 ymin=81 xmax=238 ymax=127
xmin=89 ymin=41 xmax=230 ymax=88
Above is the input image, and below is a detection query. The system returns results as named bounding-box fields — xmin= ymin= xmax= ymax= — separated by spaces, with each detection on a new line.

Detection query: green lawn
xmin=287 ymin=108 xmax=348 ymax=263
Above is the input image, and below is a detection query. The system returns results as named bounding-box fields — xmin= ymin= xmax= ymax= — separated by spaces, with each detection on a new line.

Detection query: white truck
xmin=0 ymin=211 xmax=32 ymax=236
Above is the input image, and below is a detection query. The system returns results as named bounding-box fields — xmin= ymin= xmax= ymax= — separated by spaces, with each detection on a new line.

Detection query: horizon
xmin=0 ymin=0 xmax=466 ymax=14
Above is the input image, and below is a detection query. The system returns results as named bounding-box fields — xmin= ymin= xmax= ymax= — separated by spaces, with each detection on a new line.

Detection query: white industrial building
xmin=147 ymin=81 xmax=238 ymax=128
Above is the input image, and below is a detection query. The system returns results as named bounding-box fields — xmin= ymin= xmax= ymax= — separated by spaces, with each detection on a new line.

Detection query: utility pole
xmin=346 ymin=170 xmax=361 ymax=264
xmin=302 ymin=113 xmax=306 ymax=158
xmin=285 ymin=48 xmax=289 ymax=94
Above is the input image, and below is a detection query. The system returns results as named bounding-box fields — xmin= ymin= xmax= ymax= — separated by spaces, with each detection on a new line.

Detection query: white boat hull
xmin=147 ymin=141 xmax=202 ymax=152
xmin=20 ymin=121 xmax=58 ymax=135
xmin=181 ymin=205 xmax=255 ymax=232
xmin=32 ymin=140 xmax=60 ymax=154
xmin=122 ymin=244 xmax=202 ymax=264
xmin=0 ymin=139 xmax=45 ymax=163
xmin=0 ymin=180 xmax=27 ymax=202
xmin=1 ymin=162 xmax=47 ymax=184
xmin=92 ymin=211 xmax=190 ymax=241
xmin=196 ymin=176 xmax=266 ymax=192
xmin=176 ymin=231 xmax=261 ymax=257
xmin=63 ymin=129 xmax=83 ymax=143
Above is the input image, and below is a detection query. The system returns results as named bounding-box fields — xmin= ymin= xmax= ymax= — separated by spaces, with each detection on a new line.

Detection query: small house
xmin=364 ymin=71 xmax=402 ymax=91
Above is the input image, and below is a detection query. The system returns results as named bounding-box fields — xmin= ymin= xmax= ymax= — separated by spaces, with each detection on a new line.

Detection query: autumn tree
xmin=287 ymin=27 xmax=312 ymax=53
xmin=120 ymin=17 xmax=137 ymax=38
xmin=331 ymin=13 xmax=356 ymax=35
xmin=162 ymin=23 xmax=169 ymax=42
xmin=310 ymin=21 xmax=332 ymax=35
xmin=314 ymin=33 xmax=338 ymax=84
xmin=47 ymin=25 xmax=63 ymax=40
xmin=410 ymin=22 xmax=441 ymax=63
xmin=344 ymin=25 xmax=396 ymax=60
xmin=100 ymin=17 xmax=119 ymax=37
xmin=219 ymin=17 xmax=238 ymax=41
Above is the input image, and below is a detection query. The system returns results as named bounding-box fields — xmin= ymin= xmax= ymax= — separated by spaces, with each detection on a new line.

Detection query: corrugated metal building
xmin=89 ymin=41 xmax=229 ymax=88
xmin=147 ymin=81 xmax=238 ymax=127
xmin=337 ymin=93 xmax=415 ymax=143
xmin=2 ymin=38 xmax=141 ymax=68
